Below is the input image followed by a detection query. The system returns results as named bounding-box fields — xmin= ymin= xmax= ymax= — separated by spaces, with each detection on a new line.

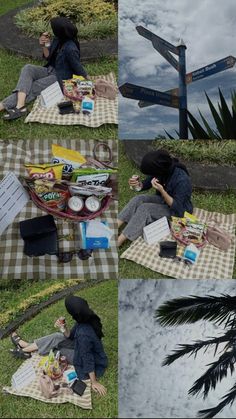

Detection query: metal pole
xmin=178 ymin=40 xmax=188 ymax=139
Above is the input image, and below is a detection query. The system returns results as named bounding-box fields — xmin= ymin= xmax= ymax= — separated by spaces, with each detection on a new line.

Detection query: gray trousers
xmin=2 ymin=64 xmax=57 ymax=110
xmin=118 ymin=194 xmax=171 ymax=241
xmin=35 ymin=332 xmax=65 ymax=356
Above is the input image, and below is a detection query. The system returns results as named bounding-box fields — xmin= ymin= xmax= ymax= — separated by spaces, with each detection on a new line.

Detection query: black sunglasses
xmin=57 ymin=249 xmax=93 ymax=263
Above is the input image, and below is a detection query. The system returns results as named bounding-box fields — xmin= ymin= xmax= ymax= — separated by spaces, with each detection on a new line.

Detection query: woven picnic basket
xmin=23 ymin=142 xmax=116 ymax=222
xmin=25 ymin=179 xmax=113 ymax=222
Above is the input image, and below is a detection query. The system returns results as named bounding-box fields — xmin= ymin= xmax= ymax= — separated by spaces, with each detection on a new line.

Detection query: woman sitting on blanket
xmin=10 ymin=295 xmax=108 ymax=396
xmin=0 ymin=17 xmax=88 ymax=121
xmin=118 ymin=149 xmax=193 ymax=247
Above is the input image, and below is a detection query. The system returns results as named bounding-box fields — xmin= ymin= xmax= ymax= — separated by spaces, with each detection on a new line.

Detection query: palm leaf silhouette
xmin=156 ymin=295 xmax=236 ymax=327
xmin=163 ymin=332 xmax=235 ymax=366
xmin=156 ymin=294 xmax=236 ymax=418
xmin=198 ymin=382 xmax=236 ymax=418
xmin=189 ymin=349 xmax=236 ymax=398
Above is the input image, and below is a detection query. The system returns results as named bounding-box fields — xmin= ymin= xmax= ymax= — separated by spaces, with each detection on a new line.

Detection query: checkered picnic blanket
xmin=25 ymin=73 xmax=118 ymax=127
xmin=0 ymin=139 xmax=118 ymax=280
xmin=3 ymin=354 xmax=92 ymax=409
xmin=121 ymin=208 xmax=236 ymax=280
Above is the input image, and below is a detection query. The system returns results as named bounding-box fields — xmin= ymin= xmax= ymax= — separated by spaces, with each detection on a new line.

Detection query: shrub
xmin=15 ymin=0 xmax=117 ymax=40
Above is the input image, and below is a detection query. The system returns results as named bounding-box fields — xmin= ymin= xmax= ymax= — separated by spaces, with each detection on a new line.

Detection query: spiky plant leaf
xmin=189 ymin=349 xmax=236 ymax=399
xmin=188 ymin=122 xmax=199 ymax=139
xmin=198 ymin=382 xmax=236 ymax=418
xmin=218 ymin=89 xmax=236 ymax=138
xmin=164 ymin=130 xmax=175 ymax=139
xmin=198 ymin=110 xmax=221 ymax=140
xmin=187 ymin=112 xmax=210 ymax=139
xmin=155 ymin=295 xmax=236 ymax=327
xmin=205 ymin=92 xmax=226 ymax=138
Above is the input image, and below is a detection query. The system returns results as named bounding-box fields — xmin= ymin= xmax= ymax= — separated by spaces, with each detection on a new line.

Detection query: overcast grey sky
xmin=119 ymin=0 xmax=236 ymax=139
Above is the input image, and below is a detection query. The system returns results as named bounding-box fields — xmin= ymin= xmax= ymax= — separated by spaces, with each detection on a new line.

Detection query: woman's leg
xmin=1 ymin=64 xmax=57 ymax=111
xmin=34 ymin=332 xmax=65 ymax=356
xmin=11 ymin=331 xmax=65 ymax=354
xmin=119 ymin=201 xmax=171 ymax=245
xmin=118 ymin=194 xmax=163 ymax=226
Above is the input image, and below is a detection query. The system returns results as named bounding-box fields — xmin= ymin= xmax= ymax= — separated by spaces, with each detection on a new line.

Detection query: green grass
xmin=0 ymin=280 xmax=118 ymax=418
xmin=152 ymin=140 xmax=236 ymax=166
xmin=0 ymin=0 xmax=117 ymax=141
xmin=0 ymin=50 xmax=117 ymax=140
xmin=119 ymin=143 xmax=236 ymax=279
xmin=0 ymin=0 xmax=32 ymax=16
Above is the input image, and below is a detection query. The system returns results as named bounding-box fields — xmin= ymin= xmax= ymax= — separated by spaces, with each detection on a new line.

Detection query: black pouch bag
xmin=71 ymin=379 xmax=87 ymax=396
xmin=58 ymin=101 xmax=75 ymax=115
xmin=19 ymin=214 xmax=58 ymax=256
xmin=159 ymin=241 xmax=177 ymax=259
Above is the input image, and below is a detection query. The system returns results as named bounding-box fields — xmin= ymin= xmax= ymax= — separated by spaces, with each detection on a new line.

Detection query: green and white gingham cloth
xmin=3 ymin=354 xmax=92 ymax=409
xmin=25 ymin=72 xmax=118 ymax=127
xmin=0 ymin=139 xmax=118 ymax=280
xmin=121 ymin=208 xmax=236 ymax=280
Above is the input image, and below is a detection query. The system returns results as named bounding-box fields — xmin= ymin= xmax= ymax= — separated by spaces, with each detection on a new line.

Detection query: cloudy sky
xmin=119 ymin=0 xmax=236 ymax=139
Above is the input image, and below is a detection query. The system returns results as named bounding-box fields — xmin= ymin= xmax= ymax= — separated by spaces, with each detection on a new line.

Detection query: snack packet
xmin=71 ymin=168 xmax=117 ymax=186
xmin=51 ymin=144 xmax=86 ymax=176
xmin=25 ymin=163 xmax=64 ymax=180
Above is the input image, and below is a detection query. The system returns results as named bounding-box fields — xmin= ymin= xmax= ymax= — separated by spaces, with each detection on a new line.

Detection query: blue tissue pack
xmin=79 ymin=221 xmax=110 ymax=249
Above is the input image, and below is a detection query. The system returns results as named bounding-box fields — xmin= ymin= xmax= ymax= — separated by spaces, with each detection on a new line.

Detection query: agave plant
xmin=165 ymin=89 xmax=236 ymax=139
xmin=155 ymin=294 xmax=236 ymax=418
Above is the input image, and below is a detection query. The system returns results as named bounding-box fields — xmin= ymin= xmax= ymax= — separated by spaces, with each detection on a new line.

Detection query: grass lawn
xmin=153 ymin=140 xmax=236 ymax=166
xmin=0 ymin=280 xmax=118 ymax=418
xmin=0 ymin=0 xmax=117 ymax=141
xmin=119 ymin=143 xmax=236 ymax=279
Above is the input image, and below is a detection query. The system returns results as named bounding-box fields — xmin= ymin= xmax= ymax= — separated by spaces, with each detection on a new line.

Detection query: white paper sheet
xmin=143 ymin=216 xmax=170 ymax=245
xmin=11 ymin=361 xmax=36 ymax=390
xmin=40 ymin=81 xmax=64 ymax=108
xmin=0 ymin=172 xmax=29 ymax=235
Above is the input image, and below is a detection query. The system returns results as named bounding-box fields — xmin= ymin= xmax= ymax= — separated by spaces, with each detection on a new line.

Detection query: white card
xmin=40 ymin=81 xmax=64 ymax=108
xmin=12 ymin=361 xmax=36 ymax=390
xmin=0 ymin=172 xmax=29 ymax=235
xmin=143 ymin=216 xmax=170 ymax=245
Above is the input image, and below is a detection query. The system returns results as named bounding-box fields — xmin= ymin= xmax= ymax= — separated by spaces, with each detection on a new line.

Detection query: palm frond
xmin=163 ymin=333 xmax=233 ymax=366
xmin=189 ymin=349 xmax=236 ymax=399
xmin=155 ymin=294 xmax=236 ymax=327
xmin=198 ymin=382 xmax=236 ymax=418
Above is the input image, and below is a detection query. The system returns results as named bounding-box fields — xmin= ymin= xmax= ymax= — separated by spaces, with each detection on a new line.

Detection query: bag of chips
xmin=25 ymin=163 xmax=64 ymax=180
xmin=51 ymin=144 xmax=86 ymax=177
xmin=71 ymin=168 xmax=116 ymax=186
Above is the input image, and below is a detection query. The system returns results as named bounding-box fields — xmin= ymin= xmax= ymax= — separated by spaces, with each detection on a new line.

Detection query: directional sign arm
xmin=119 ymin=83 xmax=179 ymax=109
xmin=136 ymin=26 xmax=179 ymax=56
xmin=152 ymin=38 xmax=179 ymax=71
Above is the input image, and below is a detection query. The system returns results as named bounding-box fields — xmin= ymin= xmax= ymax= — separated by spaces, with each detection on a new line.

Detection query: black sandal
xmin=11 ymin=333 xmax=24 ymax=349
xmin=10 ymin=348 xmax=31 ymax=360
xmin=3 ymin=106 xmax=27 ymax=121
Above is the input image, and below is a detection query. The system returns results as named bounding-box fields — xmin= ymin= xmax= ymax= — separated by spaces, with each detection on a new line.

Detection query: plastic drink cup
xmin=42 ymin=32 xmax=51 ymax=47
xmin=130 ymin=175 xmax=140 ymax=191
xmin=58 ymin=317 xmax=66 ymax=333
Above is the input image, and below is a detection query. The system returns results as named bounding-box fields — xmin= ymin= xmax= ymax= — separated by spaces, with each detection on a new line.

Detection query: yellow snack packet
xmin=72 ymin=75 xmax=86 ymax=80
xmin=25 ymin=163 xmax=64 ymax=180
xmin=51 ymin=144 xmax=86 ymax=176
xmin=184 ymin=211 xmax=199 ymax=223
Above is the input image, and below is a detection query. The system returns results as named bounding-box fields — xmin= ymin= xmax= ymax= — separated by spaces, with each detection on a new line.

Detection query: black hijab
xmin=140 ymin=149 xmax=189 ymax=185
xmin=65 ymin=295 xmax=104 ymax=339
xmin=50 ymin=17 xmax=80 ymax=51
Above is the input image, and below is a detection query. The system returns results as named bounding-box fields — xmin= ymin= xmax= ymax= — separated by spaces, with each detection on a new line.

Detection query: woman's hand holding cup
xmin=128 ymin=175 xmax=142 ymax=191
xmin=39 ymin=32 xmax=51 ymax=47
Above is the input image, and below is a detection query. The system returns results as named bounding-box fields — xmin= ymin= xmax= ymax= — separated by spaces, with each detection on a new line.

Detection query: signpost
xmin=119 ymin=25 xmax=236 ymax=139
xmin=119 ymin=83 xmax=180 ymax=108
xmin=139 ymin=56 xmax=236 ymax=108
